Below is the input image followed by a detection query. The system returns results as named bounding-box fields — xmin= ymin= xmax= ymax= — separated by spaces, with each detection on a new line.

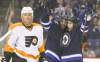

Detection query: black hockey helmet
xmin=54 ymin=15 xmax=77 ymax=25
xmin=66 ymin=16 xmax=77 ymax=23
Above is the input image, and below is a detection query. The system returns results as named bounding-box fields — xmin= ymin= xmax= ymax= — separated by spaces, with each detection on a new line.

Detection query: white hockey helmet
xmin=21 ymin=7 xmax=33 ymax=17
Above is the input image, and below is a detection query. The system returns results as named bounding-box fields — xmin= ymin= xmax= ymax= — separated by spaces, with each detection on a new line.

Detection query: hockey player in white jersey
xmin=2 ymin=7 xmax=45 ymax=62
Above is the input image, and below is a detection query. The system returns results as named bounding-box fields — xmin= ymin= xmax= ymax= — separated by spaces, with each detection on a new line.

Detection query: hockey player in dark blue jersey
xmin=61 ymin=17 xmax=83 ymax=62
xmin=45 ymin=16 xmax=90 ymax=62
xmin=45 ymin=16 xmax=68 ymax=62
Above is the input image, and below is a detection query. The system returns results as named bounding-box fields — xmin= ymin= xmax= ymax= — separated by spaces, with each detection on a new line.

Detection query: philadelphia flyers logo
xmin=25 ymin=36 xmax=38 ymax=47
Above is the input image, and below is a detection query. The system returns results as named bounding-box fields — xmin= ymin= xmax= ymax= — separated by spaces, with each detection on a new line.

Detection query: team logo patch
xmin=60 ymin=33 xmax=71 ymax=47
xmin=25 ymin=36 xmax=38 ymax=47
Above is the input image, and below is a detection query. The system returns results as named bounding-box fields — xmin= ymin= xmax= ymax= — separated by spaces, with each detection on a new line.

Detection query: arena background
xmin=0 ymin=0 xmax=100 ymax=62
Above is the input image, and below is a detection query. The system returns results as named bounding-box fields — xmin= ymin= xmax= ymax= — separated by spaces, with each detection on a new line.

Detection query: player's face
xmin=60 ymin=19 xmax=67 ymax=29
xmin=21 ymin=13 xmax=33 ymax=26
xmin=67 ymin=21 xmax=74 ymax=31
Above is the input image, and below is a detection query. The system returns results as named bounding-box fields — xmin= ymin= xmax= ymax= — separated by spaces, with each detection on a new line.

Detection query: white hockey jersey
xmin=4 ymin=22 xmax=45 ymax=62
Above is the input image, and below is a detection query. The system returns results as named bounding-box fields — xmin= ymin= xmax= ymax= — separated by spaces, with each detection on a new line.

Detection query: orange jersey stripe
xmin=15 ymin=48 xmax=40 ymax=60
xmin=38 ymin=42 xmax=45 ymax=53
xmin=4 ymin=44 xmax=14 ymax=53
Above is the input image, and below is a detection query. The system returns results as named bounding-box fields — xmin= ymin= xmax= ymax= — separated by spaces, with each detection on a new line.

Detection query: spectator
xmin=54 ymin=1 xmax=65 ymax=21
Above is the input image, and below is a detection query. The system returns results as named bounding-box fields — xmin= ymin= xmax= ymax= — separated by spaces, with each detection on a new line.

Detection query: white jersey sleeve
xmin=4 ymin=23 xmax=21 ymax=53
xmin=36 ymin=26 xmax=45 ymax=53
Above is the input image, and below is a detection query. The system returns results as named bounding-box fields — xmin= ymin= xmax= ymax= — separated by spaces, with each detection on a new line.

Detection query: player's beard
xmin=22 ymin=22 xmax=33 ymax=30
xmin=23 ymin=22 xmax=32 ymax=26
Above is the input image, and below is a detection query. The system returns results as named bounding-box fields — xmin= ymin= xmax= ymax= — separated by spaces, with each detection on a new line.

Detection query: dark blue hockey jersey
xmin=45 ymin=22 xmax=84 ymax=62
